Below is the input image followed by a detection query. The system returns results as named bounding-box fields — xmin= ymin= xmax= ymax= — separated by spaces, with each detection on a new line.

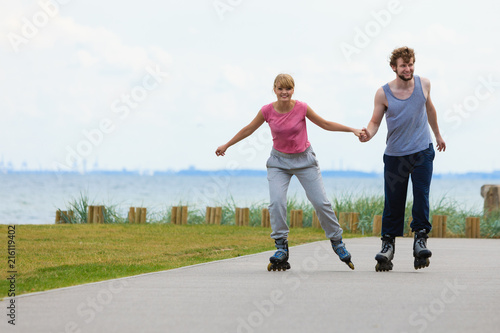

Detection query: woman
xmin=216 ymin=74 xmax=361 ymax=271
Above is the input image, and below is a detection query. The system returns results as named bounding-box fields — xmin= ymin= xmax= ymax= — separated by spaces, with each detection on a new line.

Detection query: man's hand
xmin=359 ymin=128 xmax=371 ymax=142
xmin=436 ymin=136 xmax=446 ymax=152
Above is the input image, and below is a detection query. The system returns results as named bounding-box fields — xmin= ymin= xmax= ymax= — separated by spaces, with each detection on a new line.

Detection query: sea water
xmin=0 ymin=172 xmax=494 ymax=224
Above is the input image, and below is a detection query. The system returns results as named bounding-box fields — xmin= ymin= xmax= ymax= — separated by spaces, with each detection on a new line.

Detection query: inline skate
xmin=267 ymin=238 xmax=291 ymax=271
xmin=375 ymin=235 xmax=395 ymax=272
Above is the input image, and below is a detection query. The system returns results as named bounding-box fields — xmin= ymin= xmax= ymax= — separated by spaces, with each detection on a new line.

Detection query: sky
xmin=1 ymin=0 xmax=499 ymax=174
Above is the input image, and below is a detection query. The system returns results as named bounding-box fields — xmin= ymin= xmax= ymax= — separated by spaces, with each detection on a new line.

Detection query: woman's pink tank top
xmin=260 ymin=100 xmax=310 ymax=153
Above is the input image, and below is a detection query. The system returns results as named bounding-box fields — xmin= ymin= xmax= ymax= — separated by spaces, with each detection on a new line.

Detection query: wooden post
xmin=482 ymin=185 xmax=500 ymax=214
xmin=181 ymin=206 xmax=188 ymax=225
xmin=339 ymin=212 xmax=358 ymax=233
xmin=210 ymin=207 xmax=217 ymax=224
xmin=140 ymin=208 xmax=147 ymax=224
xmin=206 ymin=207 xmax=221 ymax=225
xmin=170 ymin=206 xmax=188 ymax=225
xmin=60 ymin=211 xmax=69 ymax=224
xmin=61 ymin=210 xmax=74 ymax=223
xmin=465 ymin=217 xmax=480 ymax=238
xmin=96 ymin=206 xmax=104 ymax=224
xmin=93 ymin=206 xmax=99 ymax=224
xmin=135 ymin=207 xmax=142 ymax=225
xmin=86 ymin=205 xmax=105 ymax=224
xmin=205 ymin=207 xmax=211 ymax=224
xmin=129 ymin=207 xmax=135 ymax=223
xmin=290 ymin=210 xmax=303 ymax=228
xmin=55 ymin=210 xmax=62 ymax=224
xmin=431 ymin=215 xmax=439 ymax=237
xmin=171 ymin=206 xmax=178 ymax=224
xmin=372 ymin=215 xmax=382 ymax=236
xmin=465 ymin=217 xmax=473 ymax=238
xmin=241 ymin=208 xmax=250 ymax=226
xmin=261 ymin=208 xmax=270 ymax=228
xmin=235 ymin=208 xmax=241 ymax=226
xmin=349 ymin=213 xmax=359 ymax=233
xmin=431 ymin=215 xmax=447 ymax=238
xmin=88 ymin=206 xmax=94 ymax=224
xmin=312 ymin=211 xmax=321 ymax=228
xmin=211 ymin=207 xmax=217 ymax=224
xmin=175 ymin=206 xmax=182 ymax=225
xmin=214 ymin=207 xmax=222 ymax=225
xmin=297 ymin=210 xmax=303 ymax=228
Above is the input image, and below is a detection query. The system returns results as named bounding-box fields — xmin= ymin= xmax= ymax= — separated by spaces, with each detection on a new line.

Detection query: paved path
xmin=2 ymin=237 xmax=500 ymax=333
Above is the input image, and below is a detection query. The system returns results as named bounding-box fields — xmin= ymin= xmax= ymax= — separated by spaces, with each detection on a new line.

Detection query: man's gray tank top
xmin=382 ymin=75 xmax=432 ymax=156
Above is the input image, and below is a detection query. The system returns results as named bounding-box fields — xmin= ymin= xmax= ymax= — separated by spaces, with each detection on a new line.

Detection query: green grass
xmin=0 ymin=224 xmax=345 ymax=298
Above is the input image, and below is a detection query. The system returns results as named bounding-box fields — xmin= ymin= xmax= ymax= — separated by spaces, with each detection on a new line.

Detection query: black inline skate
xmin=331 ymin=239 xmax=355 ymax=270
xmin=375 ymin=235 xmax=395 ymax=272
xmin=413 ymin=229 xmax=432 ymax=270
xmin=267 ymin=238 xmax=291 ymax=271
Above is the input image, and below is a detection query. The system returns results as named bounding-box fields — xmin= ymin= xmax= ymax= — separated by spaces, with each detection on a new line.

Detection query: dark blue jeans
xmin=382 ymin=144 xmax=435 ymax=237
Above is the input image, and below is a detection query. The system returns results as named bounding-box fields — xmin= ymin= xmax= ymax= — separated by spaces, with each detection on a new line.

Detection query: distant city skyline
xmin=2 ymin=161 xmax=500 ymax=180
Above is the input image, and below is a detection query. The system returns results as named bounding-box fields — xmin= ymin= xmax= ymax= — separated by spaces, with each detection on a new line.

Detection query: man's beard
xmin=398 ymin=73 xmax=413 ymax=81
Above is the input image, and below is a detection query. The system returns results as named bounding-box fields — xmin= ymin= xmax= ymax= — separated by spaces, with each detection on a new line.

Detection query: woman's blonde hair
xmin=273 ymin=74 xmax=295 ymax=90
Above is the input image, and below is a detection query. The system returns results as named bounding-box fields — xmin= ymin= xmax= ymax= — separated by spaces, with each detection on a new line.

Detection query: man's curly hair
xmin=389 ymin=47 xmax=415 ymax=67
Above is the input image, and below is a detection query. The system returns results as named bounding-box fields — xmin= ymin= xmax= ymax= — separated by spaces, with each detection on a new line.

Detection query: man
xmin=360 ymin=47 xmax=446 ymax=271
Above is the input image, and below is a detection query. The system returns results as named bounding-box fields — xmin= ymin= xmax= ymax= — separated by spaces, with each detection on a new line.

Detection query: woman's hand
xmin=215 ymin=144 xmax=228 ymax=156
xmin=352 ymin=128 xmax=362 ymax=138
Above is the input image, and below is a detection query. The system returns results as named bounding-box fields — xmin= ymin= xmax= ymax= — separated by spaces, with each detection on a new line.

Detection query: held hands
xmin=359 ymin=128 xmax=371 ymax=142
xmin=352 ymin=128 xmax=363 ymax=138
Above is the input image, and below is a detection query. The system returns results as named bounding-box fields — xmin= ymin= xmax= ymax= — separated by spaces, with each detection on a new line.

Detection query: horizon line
xmin=1 ymin=168 xmax=500 ymax=179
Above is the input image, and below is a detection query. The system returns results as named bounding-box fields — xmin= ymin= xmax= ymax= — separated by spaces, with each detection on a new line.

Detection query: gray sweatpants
xmin=266 ymin=146 xmax=343 ymax=241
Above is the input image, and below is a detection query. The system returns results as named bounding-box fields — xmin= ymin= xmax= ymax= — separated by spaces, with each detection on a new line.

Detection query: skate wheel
xmin=267 ymin=263 xmax=273 ymax=271
xmin=347 ymin=262 xmax=355 ymax=270
xmin=414 ymin=258 xmax=430 ymax=270
xmin=375 ymin=261 xmax=393 ymax=272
